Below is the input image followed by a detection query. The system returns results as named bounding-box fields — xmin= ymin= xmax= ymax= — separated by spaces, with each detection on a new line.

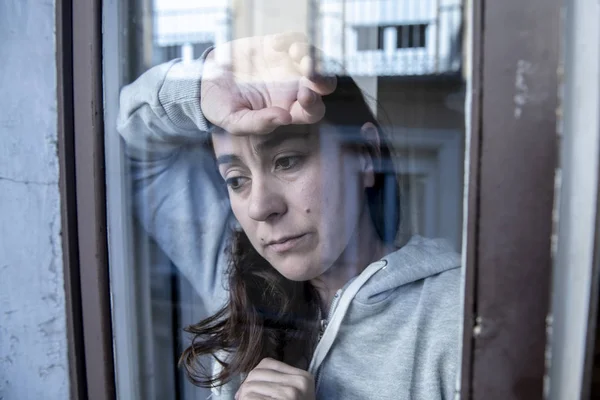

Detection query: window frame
xmin=58 ymin=0 xmax=116 ymax=398
xmin=460 ymin=0 xmax=560 ymax=397
xmin=59 ymin=0 xmax=561 ymax=398
xmin=56 ymin=0 xmax=88 ymax=398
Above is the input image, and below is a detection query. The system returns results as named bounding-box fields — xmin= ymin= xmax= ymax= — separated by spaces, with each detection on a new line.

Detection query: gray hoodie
xmin=117 ymin=57 xmax=462 ymax=400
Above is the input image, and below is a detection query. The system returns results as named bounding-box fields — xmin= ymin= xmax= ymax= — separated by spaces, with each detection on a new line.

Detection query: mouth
xmin=265 ymin=233 xmax=309 ymax=253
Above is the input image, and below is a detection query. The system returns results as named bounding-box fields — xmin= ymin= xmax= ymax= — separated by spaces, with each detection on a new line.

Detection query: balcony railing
xmin=153 ymin=6 xmax=232 ymax=47
xmin=151 ymin=0 xmax=462 ymax=77
xmin=312 ymin=0 xmax=463 ymax=76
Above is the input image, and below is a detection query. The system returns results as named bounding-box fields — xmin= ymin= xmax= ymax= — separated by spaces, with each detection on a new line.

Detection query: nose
xmin=247 ymin=178 xmax=287 ymax=222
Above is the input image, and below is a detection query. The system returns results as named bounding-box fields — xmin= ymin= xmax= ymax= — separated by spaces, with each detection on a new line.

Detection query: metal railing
xmin=312 ymin=0 xmax=463 ymax=76
xmin=153 ymin=6 xmax=232 ymax=47
xmin=151 ymin=0 xmax=462 ymax=75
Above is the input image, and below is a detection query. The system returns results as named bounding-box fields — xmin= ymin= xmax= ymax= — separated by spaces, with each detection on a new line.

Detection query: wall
xmin=0 ymin=1 xmax=69 ymax=399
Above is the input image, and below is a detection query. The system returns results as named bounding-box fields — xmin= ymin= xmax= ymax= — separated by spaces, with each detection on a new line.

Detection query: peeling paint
xmin=473 ymin=316 xmax=484 ymax=337
xmin=514 ymin=59 xmax=534 ymax=119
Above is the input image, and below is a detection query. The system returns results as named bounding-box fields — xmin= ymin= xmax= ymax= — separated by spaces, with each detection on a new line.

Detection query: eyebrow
xmin=216 ymin=132 xmax=310 ymax=167
xmin=216 ymin=154 xmax=243 ymax=166
xmin=252 ymin=132 xmax=310 ymax=154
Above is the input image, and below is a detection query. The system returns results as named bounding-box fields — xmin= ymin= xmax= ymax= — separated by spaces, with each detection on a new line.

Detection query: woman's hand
xmin=201 ymin=32 xmax=337 ymax=135
xmin=235 ymin=358 xmax=316 ymax=400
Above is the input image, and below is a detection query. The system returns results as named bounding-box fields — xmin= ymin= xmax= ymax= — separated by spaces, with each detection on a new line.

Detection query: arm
xmin=117 ymin=55 xmax=233 ymax=311
xmin=117 ymin=57 xmax=211 ymax=159
xmin=116 ymin=34 xmax=337 ymax=311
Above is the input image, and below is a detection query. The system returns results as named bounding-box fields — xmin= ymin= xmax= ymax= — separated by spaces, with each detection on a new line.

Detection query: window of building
xmin=356 ymin=24 xmax=428 ymax=52
xmin=356 ymin=26 xmax=378 ymax=51
xmin=395 ymin=23 xmax=427 ymax=48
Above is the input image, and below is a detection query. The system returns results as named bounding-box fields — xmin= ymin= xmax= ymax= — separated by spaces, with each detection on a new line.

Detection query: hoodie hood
xmin=356 ymin=235 xmax=461 ymax=302
xmin=307 ymin=235 xmax=461 ymax=378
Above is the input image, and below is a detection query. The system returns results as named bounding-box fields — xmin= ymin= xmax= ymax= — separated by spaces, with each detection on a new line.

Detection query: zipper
xmin=314 ymin=289 xmax=342 ymax=390
xmin=317 ymin=290 xmax=342 ymax=341
xmin=309 ymin=260 xmax=388 ymax=393
xmin=317 ymin=319 xmax=327 ymax=341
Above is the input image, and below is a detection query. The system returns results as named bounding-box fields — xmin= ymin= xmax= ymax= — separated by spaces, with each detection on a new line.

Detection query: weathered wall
xmin=0 ymin=1 xmax=69 ymax=399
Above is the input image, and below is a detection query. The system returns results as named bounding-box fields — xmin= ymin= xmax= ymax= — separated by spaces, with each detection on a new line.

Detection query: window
xmin=192 ymin=42 xmax=213 ymax=57
xmin=102 ymin=1 xmax=468 ymax=398
xmin=156 ymin=45 xmax=180 ymax=61
xmin=58 ymin=0 xmax=566 ymax=398
xmin=356 ymin=26 xmax=378 ymax=51
xmin=395 ymin=24 xmax=427 ymax=48
xmin=355 ymin=24 xmax=427 ymax=51
xmin=372 ymin=24 xmax=427 ymax=50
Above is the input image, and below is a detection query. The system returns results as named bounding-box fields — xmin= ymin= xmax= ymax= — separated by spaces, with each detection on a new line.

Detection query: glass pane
xmin=103 ymin=0 xmax=467 ymax=398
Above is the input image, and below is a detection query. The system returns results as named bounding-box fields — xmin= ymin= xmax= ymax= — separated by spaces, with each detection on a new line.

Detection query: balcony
xmin=314 ymin=0 xmax=463 ymax=76
xmin=151 ymin=0 xmax=462 ymax=77
xmin=153 ymin=2 xmax=232 ymax=47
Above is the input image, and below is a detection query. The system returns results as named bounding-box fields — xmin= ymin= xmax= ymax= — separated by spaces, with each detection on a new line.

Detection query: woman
xmin=118 ymin=34 xmax=461 ymax=399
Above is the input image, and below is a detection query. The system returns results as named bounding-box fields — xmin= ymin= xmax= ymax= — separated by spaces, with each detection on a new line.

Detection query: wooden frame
xmin=56 ymin=0 xmax=87 ymax=398
xmin=460 ymin=0 xmax=560 ymax=398
xmin=58 ymin=0 xmax=116 ymax=398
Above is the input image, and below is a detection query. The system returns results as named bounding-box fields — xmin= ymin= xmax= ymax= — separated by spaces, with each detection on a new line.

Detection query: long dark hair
xmin=179 ymin=76 xmax=400 ymax=387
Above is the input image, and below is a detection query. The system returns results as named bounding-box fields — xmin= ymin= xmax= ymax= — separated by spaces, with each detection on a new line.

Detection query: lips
xmin=266 ymin=233 xmax=309 ymax=253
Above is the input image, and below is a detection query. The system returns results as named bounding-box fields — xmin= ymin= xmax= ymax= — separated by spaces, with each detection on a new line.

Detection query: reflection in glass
xmin=104 ymin=0 xmax=466 ymax=399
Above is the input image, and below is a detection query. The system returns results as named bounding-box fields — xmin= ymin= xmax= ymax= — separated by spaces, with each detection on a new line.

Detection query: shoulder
xmin=422 ymin=266 xmax=463 ymax=316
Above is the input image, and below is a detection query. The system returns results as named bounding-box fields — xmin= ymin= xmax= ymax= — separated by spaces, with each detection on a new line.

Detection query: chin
xmin=270 ymin=256 xmax=322 ymax=282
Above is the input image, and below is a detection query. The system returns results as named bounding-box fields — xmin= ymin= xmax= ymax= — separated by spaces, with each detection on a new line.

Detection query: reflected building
xmin=150 ymin=0 xmax=465 ymax=250
xmin=315 ymin=0 xmax=462 ymax=77
xmin=153 ymin=0 xmax=232 ymax=62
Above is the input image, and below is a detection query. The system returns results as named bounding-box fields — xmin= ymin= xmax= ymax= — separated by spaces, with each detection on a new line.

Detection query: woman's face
xmin=212 ymin=124 xmax=375 ymax=281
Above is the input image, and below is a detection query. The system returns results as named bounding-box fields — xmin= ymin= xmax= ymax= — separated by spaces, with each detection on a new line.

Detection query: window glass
xmin=103 ymin=0 xmax=467 ymax=398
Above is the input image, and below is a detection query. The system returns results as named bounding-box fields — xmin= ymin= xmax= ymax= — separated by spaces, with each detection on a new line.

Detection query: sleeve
xmin=117 ymin=56 xmax=233 ymax=313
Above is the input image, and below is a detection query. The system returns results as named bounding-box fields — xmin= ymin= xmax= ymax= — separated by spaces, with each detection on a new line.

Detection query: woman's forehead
xmin=210 ymin=123 xmax=361 ymax=160
xmin=212 ymin=124 xmax=315 ymax=151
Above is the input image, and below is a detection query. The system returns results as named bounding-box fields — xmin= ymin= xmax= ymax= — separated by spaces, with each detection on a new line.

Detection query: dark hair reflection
xmin=179 ymin=76 xmax=401 ymax=387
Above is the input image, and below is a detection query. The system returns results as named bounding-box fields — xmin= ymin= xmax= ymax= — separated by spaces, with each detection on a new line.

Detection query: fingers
xmin=271 ymin=34 xmax=332 ymax=78
xmin=205 ymin=33 xmax=338 ymax=134
xmin=236 ymin=380 xmax=301 ymax=400
xmin=236 ymin=358 xmax=314 ymax=400
xmin=287 ymin=44 xmax=336 ymax=86
xmin=300 ymin=75 xmax=337 ymax=97
xmin=271 ymin=32 xmax=308 ymax=52
xmin=246 ymin=369 xmax=301 ymax=386
xmin=266 ymin=33 xmax=338 ymax=102
xmin=291 ymin=86 xmax=326 ymax=124
xmin=225 ymin=107 xmax=292 ymax=135
xmin=238 ymin=394 xmax=271 ymax=400
xmin=288 ymin=42 xmax=311 ymax=64
xmin=254 ymin=358 xmax=310 ymax=376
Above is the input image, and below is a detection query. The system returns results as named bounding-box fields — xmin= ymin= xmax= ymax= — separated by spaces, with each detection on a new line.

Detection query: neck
xmin=310 ymin=205 xmax=392 ymax=315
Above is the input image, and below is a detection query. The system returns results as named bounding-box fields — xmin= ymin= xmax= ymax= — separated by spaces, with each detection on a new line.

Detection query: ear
xmin=359 ymin=122 xmax=381 ymax=188
xmin=360 ymin=122 xmax=381 ymax=158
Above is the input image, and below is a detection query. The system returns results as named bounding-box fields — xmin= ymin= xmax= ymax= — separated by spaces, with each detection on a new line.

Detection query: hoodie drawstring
xmin=308 ymin=260 xmax=388 ymax=378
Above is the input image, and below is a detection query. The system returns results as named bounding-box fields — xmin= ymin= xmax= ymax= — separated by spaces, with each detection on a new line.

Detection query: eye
xmin=274 ymin=155 xmax=303 ymax=171
xmin=225 ymin=176 xmax=249 ymax=192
